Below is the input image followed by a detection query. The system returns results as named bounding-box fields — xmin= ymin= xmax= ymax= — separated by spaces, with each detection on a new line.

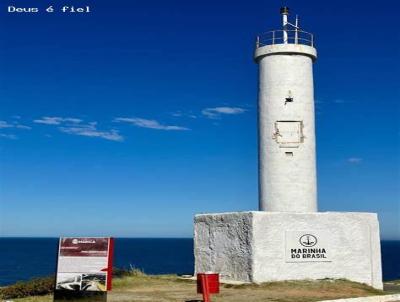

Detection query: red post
xmin=197 ymin=273 xmax=219 ymax=302
xmin=106 ymin=237 xmax=114 ymax=291
xmin=200 ymin=274 xmax=210 ymax=302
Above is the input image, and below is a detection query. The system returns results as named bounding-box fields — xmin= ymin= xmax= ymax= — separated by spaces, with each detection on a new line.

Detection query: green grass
xmin=5 ymin=271 xmax=400 ymax=302
xmin=112 ymin=273 xmax=194 ymax=290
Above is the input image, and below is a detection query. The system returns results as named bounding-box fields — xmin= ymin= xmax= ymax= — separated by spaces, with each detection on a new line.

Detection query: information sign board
xmin=56 ymin=237 xmax=114 ymax=292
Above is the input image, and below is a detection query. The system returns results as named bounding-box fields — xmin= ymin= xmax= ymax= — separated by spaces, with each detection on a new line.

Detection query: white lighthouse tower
xmin=194 ymin=7 xmax=383 ymax=289
xmin=256 ymin=7 xmax=317 ymax=212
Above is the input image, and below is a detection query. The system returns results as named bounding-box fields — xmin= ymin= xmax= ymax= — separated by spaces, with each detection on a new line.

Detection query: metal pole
xmin=283 ymin=14 xmax=288 ymax=43
xmin=295 ymin=15 xmax=299 ymax=44
xmin=280 ymin=7 xmax=290 ymax=44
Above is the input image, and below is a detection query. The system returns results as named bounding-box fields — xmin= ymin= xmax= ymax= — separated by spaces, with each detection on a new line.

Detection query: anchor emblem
xmin=299 ymin=234 xmax=317 ymax=247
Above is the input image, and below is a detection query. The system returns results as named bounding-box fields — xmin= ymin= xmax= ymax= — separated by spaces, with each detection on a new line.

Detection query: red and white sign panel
xmin=56 ymin=237 xmax=114 ymax=292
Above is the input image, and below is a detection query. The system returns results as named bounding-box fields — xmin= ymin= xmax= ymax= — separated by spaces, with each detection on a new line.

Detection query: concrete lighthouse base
xmin=194 ymin=211 xmax=383 ymax=289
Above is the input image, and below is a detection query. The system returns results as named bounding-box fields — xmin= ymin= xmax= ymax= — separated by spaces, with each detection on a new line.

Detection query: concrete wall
xmin=194 ymin=212 xmax=254 ymax=282
xmin=255 ymin=44 xmax=318 ymax=212
xmin=252 ymin=212 xmax=382 ymax=288
xmin=194 ymin=211 xmax=383 ymax=289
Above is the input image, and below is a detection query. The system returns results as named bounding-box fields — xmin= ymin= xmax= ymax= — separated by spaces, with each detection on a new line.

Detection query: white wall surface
xmin=194 ymin=211 xmax=383 ymax=289
xmin=256 ymin=44 xmax=318 ymax=212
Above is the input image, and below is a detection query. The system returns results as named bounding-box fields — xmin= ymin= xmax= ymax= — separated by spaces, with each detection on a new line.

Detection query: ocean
xmin=0 ymin=238 xmax=398 ymax=286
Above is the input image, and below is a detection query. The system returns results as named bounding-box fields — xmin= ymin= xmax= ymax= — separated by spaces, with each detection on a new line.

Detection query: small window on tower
xmin=274 ymin=121 xmax=304 ymax=148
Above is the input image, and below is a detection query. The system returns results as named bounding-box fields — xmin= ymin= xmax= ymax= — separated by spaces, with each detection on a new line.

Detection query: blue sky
xmin=0 ymin=0 xmax=398 ymax=239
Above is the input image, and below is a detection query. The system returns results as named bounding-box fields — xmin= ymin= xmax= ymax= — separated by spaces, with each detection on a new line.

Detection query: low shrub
xmin=0 ymin=276 xmax=54 ymax=299
xmin=113 ymin=266 xmax=146 ymax=278
xmin=113 ymin=267 xmax=132 ymax=278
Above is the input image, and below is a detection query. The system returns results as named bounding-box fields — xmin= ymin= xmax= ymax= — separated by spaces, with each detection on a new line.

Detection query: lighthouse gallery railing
xmin=256 ymin=30 xmax=314 ymax=48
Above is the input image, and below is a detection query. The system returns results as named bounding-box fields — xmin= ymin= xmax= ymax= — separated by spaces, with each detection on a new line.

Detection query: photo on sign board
xmin=81 ymin=274 xmax=107 ymax=291
xmin=56 ymin=273 xmax=82 ymax=291
xmin=56 ymin=273 xmax=107 ymax=292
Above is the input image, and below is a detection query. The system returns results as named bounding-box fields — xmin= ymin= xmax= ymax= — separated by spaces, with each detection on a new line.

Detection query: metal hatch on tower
xmin=273 ymin=121 xmax=304 ymax=148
